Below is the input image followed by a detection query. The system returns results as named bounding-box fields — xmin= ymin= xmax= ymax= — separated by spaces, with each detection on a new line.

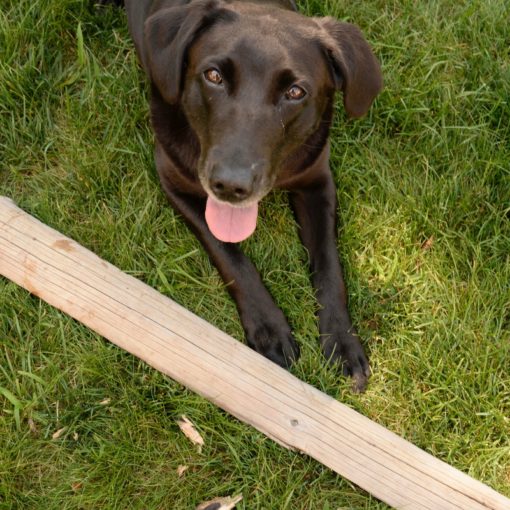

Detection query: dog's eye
xmin=286 ymin=85 xmax=306 ymax=101
xmin=204 ymin=68 xmax=223 ymax=85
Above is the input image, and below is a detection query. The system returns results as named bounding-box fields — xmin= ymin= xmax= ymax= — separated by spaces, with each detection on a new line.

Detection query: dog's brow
xmin=276 ymin=69 xmax=297 ymax=89
xmin=270 ymin=69 xmax=298 ymax=102
xmin=216 ymin=57 xmax=237 ymax=94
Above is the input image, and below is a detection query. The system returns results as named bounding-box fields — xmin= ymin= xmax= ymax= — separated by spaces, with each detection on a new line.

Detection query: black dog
xmin=107 ymin=0 xmax=382 ymax=391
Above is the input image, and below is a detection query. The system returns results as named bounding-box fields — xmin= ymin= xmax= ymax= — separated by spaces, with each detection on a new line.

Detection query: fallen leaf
xmin=71 ymin=482 xmax=83 ymax=492
xmin=28 ymin=418 xmax=37 ymax=434
xmin=177 ymin=465 xmax=189 ymax=477
xmin=73 ymin=432 xmax=79 ymax=441
xmin=366 ymin=319 xmax=379 ymax=331
xmin=177 ymin=415 xmax=204 ymax=453
xmin=196 ymin=494 xmax=243 ymax=510
xmin=99 ymin=398 xmax=111 ymax=405
xmin=421 ymin=235 xmax=434 ymax=251
xmin=52 ymin=427 xmax=66 ymax=440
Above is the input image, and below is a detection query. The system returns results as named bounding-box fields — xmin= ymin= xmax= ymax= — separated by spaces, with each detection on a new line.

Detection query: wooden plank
xmin=0 ymin=195 xmax=508 ymax=510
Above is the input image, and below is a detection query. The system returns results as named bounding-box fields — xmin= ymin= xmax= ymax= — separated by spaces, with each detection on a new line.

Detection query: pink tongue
xmin=205 ymin=197 xmax=258 ymax=243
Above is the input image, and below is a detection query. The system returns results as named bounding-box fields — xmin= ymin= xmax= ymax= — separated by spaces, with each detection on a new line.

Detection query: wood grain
xmin=1 ymin=196 xmax=508 ymax=509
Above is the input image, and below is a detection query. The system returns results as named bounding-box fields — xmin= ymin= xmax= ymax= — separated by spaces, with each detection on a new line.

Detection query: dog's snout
xmin=210 ymin=165 xmax=255 ymax=202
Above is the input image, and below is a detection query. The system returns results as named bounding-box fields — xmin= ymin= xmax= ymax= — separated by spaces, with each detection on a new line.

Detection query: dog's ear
xmin=316 ymin=17 xmax=382 ymax=118
xmin=144 ymin=0 xmax=235 ymax=104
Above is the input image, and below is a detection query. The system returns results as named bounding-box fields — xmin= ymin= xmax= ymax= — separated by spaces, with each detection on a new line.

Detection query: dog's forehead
xmin=189 ymin=8 xmax=324 ymax=75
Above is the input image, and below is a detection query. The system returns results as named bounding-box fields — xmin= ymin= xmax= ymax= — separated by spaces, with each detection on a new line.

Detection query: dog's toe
xmin=265 ymin=336 xmax=300 ymax=368
xmin=322 ymin=332 xmax=370 ymax=392
xmin=351 ymin=372 xmax=368 ymax=393
xmin=247 ymin=323 xmax=300 ymax=368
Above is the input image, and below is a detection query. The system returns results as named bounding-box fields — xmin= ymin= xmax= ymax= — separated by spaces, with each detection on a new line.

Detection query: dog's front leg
xmin=290 ymin=172 xmax=370 ymax=391
xmin=159 ymin=183 xmax=300 ymax=368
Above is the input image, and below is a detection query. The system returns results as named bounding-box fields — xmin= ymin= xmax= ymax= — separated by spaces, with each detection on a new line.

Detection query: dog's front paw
xmin=245 ymin=321 xmax=300 ymax=369
xmin=321 ymin=330 xmax=370 ymax=393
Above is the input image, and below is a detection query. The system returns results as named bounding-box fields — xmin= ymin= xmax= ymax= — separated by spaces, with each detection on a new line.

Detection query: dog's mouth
xmin=199 ymin=157 xmax=274 ymax=243
xmin=205 ymin=196 xmax=259 ymax=243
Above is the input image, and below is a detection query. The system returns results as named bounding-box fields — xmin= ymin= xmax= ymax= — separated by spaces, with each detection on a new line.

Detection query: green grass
xmin=1 ymin=0 xmax=509 ymax=507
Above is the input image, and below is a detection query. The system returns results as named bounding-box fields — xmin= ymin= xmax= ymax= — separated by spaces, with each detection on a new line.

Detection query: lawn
xmin=0 ymin=0 xmax=509 ymax=508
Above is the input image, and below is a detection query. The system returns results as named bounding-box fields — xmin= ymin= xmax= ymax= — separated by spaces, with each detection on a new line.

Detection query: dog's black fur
xmin=102 ymin=0 xmax=382 ymax=391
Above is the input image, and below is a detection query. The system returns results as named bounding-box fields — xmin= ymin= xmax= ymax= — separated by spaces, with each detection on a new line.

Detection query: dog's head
xmin=145 ymin=1 xmax=382 ymax=242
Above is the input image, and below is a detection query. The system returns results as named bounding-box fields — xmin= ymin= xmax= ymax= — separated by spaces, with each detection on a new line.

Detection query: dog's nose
xmin=210 ymin=166 xmax=254 ymax=202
